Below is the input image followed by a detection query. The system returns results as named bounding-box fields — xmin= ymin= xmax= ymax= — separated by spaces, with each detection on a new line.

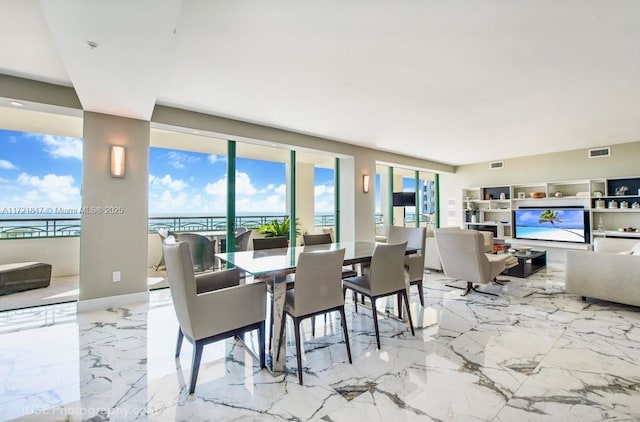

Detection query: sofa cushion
xmin=631 ymin=242 xmax=640 ymax=256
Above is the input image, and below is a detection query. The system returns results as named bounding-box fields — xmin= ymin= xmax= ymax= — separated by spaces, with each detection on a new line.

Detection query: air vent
xmin=588 ymin=147 xmax=610 ymax=158
xmin=489 ymin=161 xmax=504 ymax=170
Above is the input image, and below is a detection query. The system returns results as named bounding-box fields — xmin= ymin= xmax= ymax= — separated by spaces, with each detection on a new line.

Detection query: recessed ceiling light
xmin=87 ymin=40 xmax=98 ymax=49
xmin=9 ymin=101 xmax=24 ymax=107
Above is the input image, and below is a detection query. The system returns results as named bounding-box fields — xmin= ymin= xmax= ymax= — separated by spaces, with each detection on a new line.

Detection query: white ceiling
xmin=2 ymin=0 xmax=640 ymax=166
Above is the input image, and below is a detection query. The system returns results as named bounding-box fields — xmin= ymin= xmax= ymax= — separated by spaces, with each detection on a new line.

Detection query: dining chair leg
xmin=397 ymin=293 xmax=403 ymax=320
xmin=189 ymin=341 xmax=204 ymax=394
xmin=311 ymin=316 xmax=316 ymax=337
xmin=175 ymin=328 xmax=184 ymax=358
xmin=353 ymin=291 xmax=358 ymax=313
xmin=339 ymin=307 xmax=352 ymax=363
xmin=294 ymin=318 xmax=304 ymax=385
xmin=416 ymin=281 xmax=424 ymax=306
xmin=402 ymin=290 xmax=415 ymax=336
xmin=371 ymin=296 xmax=381 ymax=349
xmin=259 ymin=320 xmax=266 ymax=368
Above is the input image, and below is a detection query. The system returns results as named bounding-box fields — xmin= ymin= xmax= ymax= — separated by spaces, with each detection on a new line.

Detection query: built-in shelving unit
xmin=462 ymin=176 xmax=640 ymax=245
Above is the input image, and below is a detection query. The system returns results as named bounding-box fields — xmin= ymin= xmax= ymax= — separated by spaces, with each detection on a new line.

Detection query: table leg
xmin=270 ymin=276 xmax=287 ymax=373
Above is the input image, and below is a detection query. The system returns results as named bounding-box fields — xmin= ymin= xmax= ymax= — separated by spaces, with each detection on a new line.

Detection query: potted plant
xmin=258 ymin=216 xmax=300 ymax=240
xmin=467 ymin=202 xmax=479 ymax=223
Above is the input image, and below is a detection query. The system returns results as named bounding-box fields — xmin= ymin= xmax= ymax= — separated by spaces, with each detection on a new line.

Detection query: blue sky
xmin=0 ymin=129 xmax=335 ymax=216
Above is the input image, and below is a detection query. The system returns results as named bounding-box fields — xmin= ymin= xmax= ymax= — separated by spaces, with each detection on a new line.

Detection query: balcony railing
xmin=0 ymin=214 xmax=337 ymax=239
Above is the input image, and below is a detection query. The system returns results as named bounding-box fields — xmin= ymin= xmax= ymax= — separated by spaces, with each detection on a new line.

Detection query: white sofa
xmin=565 ymin=237 xmax=640 ymax=307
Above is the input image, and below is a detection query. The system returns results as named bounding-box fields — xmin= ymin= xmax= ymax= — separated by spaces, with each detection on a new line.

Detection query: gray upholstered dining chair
xmin=276 ymin=248 xmax=351 ymax=384
xmin=387 ymin=226 xmax=427 ymax=309
xmin=434 ymin=228 xmax=515 ymax=296
xmin=302 ymin=233 xmax=332 ymax=246
xmin=302 ymin=233 xmax=358 ymax=278
xmin=253 ymin=236 xmax=288 ymax=250
xmin=343 ymin=242 xmax=415 ymax=349
xmin=163 ymin=239 xmax=267 ymax=394
xmin=177 ymin=232 xmax=215 ymax=272
xmin=220 ymin=228 xmax=252 ymax=253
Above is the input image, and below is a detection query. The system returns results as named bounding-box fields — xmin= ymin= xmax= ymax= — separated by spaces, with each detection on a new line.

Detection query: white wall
xmin=439 ymin=141 xmax=640 ymax=228
xmin=0 ymin=237 xmax=79 ymax=277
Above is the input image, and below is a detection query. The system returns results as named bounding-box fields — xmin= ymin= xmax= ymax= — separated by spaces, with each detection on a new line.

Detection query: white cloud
xmin=204 ymin=178 xmax=226 ymax=196
xmin=16 ymin=172 xmax=80 ymax=204
xmin=314 ymin=183 xmax=335 ymax=213
xmin=39 ymin=135 xmax=83 ymax=160
xmin=273 ymin=184 xmax=286 ymax=195
xmin=208 ymin=154 xmax=224 ymax=164
xmin=167 ymin=151 xmax=200 ymax=169
xmin=236 ymin=171 xmax=257 ymax=196
xmin=205 ymin=171 xmax=258 ymax=197
xmin=0 ymin=159 xmax=17 ymax=170
xmin=149 ymin=174 xmax=187 ymax=191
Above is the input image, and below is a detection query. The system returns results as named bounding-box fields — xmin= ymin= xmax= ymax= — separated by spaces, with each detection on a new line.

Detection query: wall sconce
xmin=110 ymin=145 xmax=126 ymax=178
xmin=363 ymin=174 xmax=370 ymax=193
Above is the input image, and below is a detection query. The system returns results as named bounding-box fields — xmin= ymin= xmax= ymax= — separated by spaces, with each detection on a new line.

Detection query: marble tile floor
xmin=1 ymin=265 xmax=640 ymax=421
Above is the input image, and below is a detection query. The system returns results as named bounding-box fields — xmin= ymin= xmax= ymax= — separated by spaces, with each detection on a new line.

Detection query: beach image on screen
xmin=514 ymin=209 xmax=586 ymax=242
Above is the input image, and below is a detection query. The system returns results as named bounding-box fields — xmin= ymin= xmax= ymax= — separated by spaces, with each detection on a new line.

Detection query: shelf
xmin=591 ymin=208 xmax=640 ymax=212
xmin=593 ymin=230 xmax=640 ymax=238
xmin=463 ymin=177 xmax=640 ymax=247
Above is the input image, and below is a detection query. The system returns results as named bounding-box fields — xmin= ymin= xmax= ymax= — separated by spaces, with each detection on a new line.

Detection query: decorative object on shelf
xmin=593 ymin=190 xmax=604 ymax=197
xmin=615 ymin=186 xmax=629 ymax=196
xmin=499 ymin=192 xmax=506 ymax=200
xmin=608 ymin=201 xmax=618 ymax=209
xmin=597 ymin=216 xmax=605 ymax=232
xmin=517 ymin=192 xmax=525 ymax=199
xmin=595 ymin=199 xmax=605 ymax=209
xmin=620 ymin=201 xmax=629 ymax=209
xmin=554 ymin=191 xmax=563 ymax=198
xmin=633 ymin=202 xmax=640 ymax=209
xmin=619 ymin=227 xmax=636 ymax=232
xmin=485 ymin=193 xmax=493 ymax=200
xmin=529 ymin=192 xmax=546 ymax=199
xmin=467 ymin=202 xmax=479 ymax=224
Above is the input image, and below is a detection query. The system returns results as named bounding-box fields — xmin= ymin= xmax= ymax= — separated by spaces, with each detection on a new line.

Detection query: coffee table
xmin=502 ymin=250 xmax=546 ymax=278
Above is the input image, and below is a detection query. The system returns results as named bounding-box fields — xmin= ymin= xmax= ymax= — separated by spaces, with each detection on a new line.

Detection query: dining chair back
xmin=368 ymin=242 xmax=408 ymax=296
xmin=387 ymin=226 xmax=427 ymax=308
xmin=302 ymin=233 xmax=332 ymax=246
xmin=276 ymin=248 xmax=351 ymax=384
xmin=253 ymin=236 xmax=288 ymax=250
xmin=177 ymin=233 xmax=215 ymax=272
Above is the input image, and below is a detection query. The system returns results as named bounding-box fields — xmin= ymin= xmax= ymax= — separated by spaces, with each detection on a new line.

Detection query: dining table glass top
xmin=216 ymin=240 xmax=387 ymax=278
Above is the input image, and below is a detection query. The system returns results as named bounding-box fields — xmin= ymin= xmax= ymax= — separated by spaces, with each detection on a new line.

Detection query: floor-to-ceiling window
xmin=0 ymin=122 xmax=83 ymax=310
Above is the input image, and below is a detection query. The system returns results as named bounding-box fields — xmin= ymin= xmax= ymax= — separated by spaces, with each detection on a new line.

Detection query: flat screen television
xmin=392 ymin=192 xmax=416 ymax=207
xmin=512 ymin=207 xmax=589 ymax=243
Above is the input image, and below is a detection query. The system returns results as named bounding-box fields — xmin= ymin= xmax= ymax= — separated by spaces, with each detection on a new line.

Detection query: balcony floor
xmin=0 ymin=269 xmax=169 ymax=312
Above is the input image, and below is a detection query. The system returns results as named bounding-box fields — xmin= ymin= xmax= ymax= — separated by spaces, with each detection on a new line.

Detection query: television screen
xmin=513 ymin=208 xmax=589 ymax=243
xmin=392 ymin=192 xmax=416 ymax=207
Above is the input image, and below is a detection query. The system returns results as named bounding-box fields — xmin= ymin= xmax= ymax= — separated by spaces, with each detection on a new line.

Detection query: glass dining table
xmin=216 ymin=240 xmax=415 ymax=373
